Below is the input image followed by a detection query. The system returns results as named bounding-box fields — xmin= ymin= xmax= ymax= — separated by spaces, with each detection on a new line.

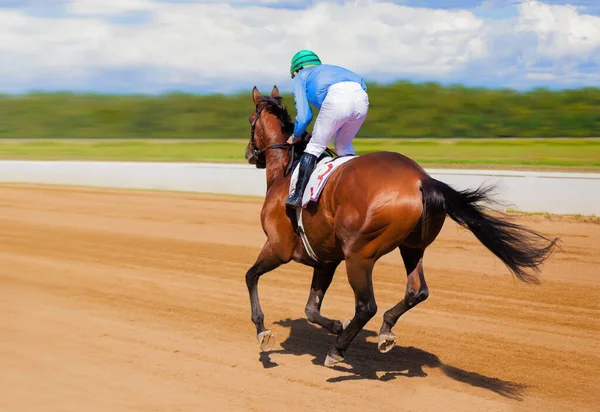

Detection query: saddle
xmin=288 ymin=154 xmax=356 ymax=208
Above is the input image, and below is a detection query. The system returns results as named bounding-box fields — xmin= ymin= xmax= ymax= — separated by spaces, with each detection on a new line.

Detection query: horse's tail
xmin=420 ymin=177 xmax=559 ymax=284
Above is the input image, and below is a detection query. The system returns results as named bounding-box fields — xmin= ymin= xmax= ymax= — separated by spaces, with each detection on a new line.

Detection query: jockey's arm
xmin=291 ymin=77 xmax=313 ymax=142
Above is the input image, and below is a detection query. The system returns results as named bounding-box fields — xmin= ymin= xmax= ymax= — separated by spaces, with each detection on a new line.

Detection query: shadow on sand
xmin=259 ymin=318 xmax=527 ymax=401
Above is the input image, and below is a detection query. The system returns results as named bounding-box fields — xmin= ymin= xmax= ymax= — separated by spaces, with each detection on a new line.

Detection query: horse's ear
xmin=271 ymin=85 xmax=280 ymax=98
xmin=252 ymin=86 xmax=261 ymax=105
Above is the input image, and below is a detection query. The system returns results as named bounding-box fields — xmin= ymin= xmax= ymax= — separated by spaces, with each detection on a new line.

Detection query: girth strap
xmin=296 ymin=208 xmax=323 ymax=264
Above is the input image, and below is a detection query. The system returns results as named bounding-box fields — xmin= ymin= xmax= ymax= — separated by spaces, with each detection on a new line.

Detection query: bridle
xmin=249 ymin=102 xmax=296 ymax=176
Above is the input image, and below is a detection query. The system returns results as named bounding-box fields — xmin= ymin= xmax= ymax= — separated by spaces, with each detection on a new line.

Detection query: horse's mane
xmin=258 ymin=96 xmax=295 ymax=136
xmin=256 ymin=95 xmax=310 ymax=165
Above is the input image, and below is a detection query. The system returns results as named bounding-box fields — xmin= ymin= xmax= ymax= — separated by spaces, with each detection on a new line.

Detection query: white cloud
xmin=517 ymin=1 xmax=600 ymax=60
xmin=463 ymin=0 xmax=600 ymax=87
xmin=66 ymin=0 xmax=158 ymax=16
xmin=0 ymin=0 xmax=598 ymax=93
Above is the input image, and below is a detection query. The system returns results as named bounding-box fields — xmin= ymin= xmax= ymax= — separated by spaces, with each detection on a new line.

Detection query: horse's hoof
xmin=324 ymin=352 xmax=344 ymax=367
xmin=378 ymin=333 xmax=396 ymax=353
xmin=258 ymin=330 xmax=274 ymax=352
xmin=342 ymin=319 xmax=351 ymax=330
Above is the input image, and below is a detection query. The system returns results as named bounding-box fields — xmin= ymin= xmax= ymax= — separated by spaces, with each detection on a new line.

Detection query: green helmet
xmin=290 ymin=50 xmax=322 ymax=78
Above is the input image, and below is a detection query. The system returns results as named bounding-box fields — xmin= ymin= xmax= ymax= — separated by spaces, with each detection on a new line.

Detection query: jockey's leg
xmin=304 ymin=82 xmax=356 ymax=158
xmin=286 ymin=88 xmax=344 ymax=209
xmin=302 ymin=111 xmax=341 ymax=156
xmin=285 ymin=151 xmax=317 ymax=208
xmin=334 ymin=116 xmax=365 ymax=156
xmin=333 ymin=84 xmax=369 ymax=156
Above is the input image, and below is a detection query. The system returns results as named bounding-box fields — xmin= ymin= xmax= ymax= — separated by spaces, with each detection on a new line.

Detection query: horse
xmin=243 ymin=85 xmax=559 ymax=367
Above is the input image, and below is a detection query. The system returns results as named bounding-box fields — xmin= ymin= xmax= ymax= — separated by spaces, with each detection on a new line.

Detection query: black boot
xmin=286 ymin=153 xmax=317 ymax=209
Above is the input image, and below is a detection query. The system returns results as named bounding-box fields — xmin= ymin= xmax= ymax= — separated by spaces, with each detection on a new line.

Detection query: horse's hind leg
xmin=305 ymin=262 xmax=345 ymax=334
xmin=325 ymin=255 xmax=377 ymax=367
xmin=377 ymin=246 xmax=428 ymax=353
xmin=246 ymin=241 xmax=284 ymax=352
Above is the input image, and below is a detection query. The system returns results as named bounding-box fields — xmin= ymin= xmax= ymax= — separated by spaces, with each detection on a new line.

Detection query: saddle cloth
xmin=289 ymin=154 xmax=358 ymax=209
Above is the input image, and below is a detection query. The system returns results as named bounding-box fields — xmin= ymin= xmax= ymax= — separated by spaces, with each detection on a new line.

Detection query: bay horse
xmin=244 ymin=85 xmax=558 ymax=367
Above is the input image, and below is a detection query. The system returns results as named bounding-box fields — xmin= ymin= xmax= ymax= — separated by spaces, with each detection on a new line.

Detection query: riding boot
xmin=286 ymin=153 xmax=318 ymax=209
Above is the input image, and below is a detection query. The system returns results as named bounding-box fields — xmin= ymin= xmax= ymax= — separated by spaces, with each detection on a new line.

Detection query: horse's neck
xmin=264 ymin=143 xmax=290 ymax=189
xmin=265 ymin=166 xmax=289 ymax=190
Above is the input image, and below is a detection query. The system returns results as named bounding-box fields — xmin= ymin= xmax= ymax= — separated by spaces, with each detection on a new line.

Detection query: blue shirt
xmin=291 ymin=64 xmax=367 ymax=137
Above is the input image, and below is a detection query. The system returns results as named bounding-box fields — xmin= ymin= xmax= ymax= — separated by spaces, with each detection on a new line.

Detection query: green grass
xmin=0 ymin=138 xmax=599 ymax=171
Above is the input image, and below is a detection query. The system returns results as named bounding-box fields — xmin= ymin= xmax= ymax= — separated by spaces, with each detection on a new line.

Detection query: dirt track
xmin=1 ymin=184 xmax=598 ymax=412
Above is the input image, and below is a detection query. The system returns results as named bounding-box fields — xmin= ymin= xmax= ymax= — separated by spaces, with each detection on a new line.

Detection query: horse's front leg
xmin=246 ymin=240 xmax=284 ymax=351
xmin=305 ymin=262 xmax=345 ymax=334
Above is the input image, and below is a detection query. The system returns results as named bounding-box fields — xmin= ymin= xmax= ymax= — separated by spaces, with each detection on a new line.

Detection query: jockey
xmin=285 ymin=50 xmax=369 ymax=209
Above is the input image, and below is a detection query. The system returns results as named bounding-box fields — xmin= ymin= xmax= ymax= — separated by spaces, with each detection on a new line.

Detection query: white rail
xmin=0 ymin=160 xmax=597 ymax=215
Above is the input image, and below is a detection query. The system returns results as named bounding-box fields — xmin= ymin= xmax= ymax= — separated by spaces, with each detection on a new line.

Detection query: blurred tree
xmin=0 ymin=82 xmax=598 ymax=139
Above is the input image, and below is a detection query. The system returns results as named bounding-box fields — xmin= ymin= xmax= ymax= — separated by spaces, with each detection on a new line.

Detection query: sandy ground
xmin=0 ymin=184 xmax=598 ymax=412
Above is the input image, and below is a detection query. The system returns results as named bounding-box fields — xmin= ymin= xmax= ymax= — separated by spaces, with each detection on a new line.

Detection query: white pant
xmin=305 ymin=81 xmax=369 ymax=157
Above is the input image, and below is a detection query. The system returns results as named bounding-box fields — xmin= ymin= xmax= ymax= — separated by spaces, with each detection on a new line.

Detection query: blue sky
xmin=0 ymin=0 xmax=598 ymax=94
